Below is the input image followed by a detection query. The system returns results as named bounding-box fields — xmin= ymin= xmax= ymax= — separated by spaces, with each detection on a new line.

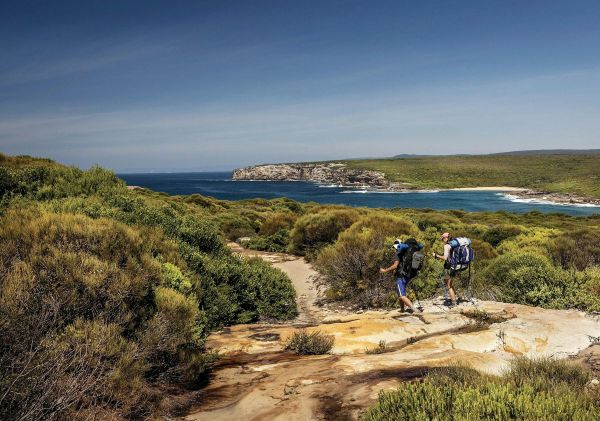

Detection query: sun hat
xmin=441 ymin=232 xmax=450 ymax=240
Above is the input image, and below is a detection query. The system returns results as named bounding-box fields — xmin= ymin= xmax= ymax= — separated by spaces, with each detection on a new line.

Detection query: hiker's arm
xmin=433 ymin=245 xmax=450 ymax=260
xmin=380 ymin=260 xmax=399 ymax=273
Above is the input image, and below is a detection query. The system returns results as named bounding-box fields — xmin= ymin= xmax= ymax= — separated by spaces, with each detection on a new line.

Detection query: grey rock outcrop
xmin=232 ymin=163 xmax=401 ymax=190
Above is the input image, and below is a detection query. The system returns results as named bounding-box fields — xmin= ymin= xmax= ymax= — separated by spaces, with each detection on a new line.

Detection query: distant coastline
xmin=232 ymin=163 xmax=600 ymax=207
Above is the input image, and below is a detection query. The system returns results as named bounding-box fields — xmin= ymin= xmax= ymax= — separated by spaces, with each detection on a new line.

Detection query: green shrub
xmin=289 ymin=208 xmax=360 ymax=257
xmin=284 ymin=329 xmax=334 ymax=355
xmin=245 ymin=228 xmax=290 ymax=252
xmin=471 ymin=238 xmax=498 ymax=260
xmin=214 ymin=212 xmax=257 ymax=240
xmin=505 ymin=357 xmax=590 ymax=391
xmin=414 ymin=212 xmax=461 ymax=231
xmin=479 ymin=251 xmax=562 ymax=307
xmin=550 ymin=267 xmax=600 ymax=312
xmin=141 ymin=287 xmax=206 ymax=383
xmin=314 ymin=214 xmax=421 ymax=306
xmin=161 ymin=262 xmax=196 ymax=294
xmin=260 ymin=211 xmax=297 ymax=236
xmin=483 ymin=224 xmax=523 ymax=247
xmin=497 ymin=227 xmax=560 ymax=255
xmin=363 ymin=359 xmax=599 ymax=421
xmin=554 ymin=228 xmax=600 ymax=270
xmin=185 ymin=250 xmax=297 ymax=328
xmin=0 ymin=209 xmax=210 ymax=419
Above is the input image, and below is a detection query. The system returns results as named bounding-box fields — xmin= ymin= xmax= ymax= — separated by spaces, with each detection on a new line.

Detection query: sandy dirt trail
xmin=184 ymin=245 xmax=600 ymax=421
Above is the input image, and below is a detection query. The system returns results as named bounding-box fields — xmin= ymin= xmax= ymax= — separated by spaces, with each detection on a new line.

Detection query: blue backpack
xmin=448 ymin=237 xmax=474 ymax=271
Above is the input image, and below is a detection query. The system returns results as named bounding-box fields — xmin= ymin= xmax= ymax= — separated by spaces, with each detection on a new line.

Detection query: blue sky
xmin=1 ymin=0 xmax=599 ymax=172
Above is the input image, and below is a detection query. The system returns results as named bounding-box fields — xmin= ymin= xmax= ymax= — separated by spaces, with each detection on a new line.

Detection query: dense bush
xmin=479 ymin=251 xmax=562 ymax=307
xmin=245 ymin=228 xmax=290 ymax=252
xmin=554 ymin=228 xmax=600 ymax=270
xmin=479 ymin=250 xmax=600 ymax=311
xmin=483 ymin=224 xmax=523 ymax=247
xmin=315 ymin=214 xmax=421 ymax=306
xmin=184 ymin=250 xmax=297 ymax=328
xmin=289 ymin=207 xmax=361 ymax=258
xmin=284 ymin=329 xmax=335 ymax=355
xmin=260 ymin=211 xmax=297 ymax=236
xmin=0 ymin=209 xmax=206 ymax=419
xmin=363 ymin=358 xmax=599 ymax=421
xmin=0 ymin=156 xmax=300 ymax=419
xmin=213 ymin=212 xmax=257 ymax=240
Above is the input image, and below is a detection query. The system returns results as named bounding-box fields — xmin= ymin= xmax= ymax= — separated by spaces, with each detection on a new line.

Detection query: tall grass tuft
xmin=284 ymin=329 xmax=335 ymax=355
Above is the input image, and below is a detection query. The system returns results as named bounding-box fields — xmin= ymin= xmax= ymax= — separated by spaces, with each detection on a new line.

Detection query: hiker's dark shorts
xmin=444 ymin=268 xmax=457 ymax=278
xmin=395 ymin=276 xmax=410 ymax=297
xmin=444 ymin=263 xmax=468 ymax=279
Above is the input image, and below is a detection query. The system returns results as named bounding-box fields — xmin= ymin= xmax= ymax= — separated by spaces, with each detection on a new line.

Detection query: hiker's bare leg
xmin=400 ymin=296 xmax=414 ymax=310
xmin=445 ymin=277 xmax=457 ymax=303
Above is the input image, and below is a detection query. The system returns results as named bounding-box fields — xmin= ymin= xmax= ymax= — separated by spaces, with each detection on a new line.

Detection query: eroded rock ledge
xmin=232 ymin=163 xmax=406 ymax=190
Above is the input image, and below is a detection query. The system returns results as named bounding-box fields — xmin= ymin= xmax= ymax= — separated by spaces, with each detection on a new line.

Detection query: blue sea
xmin=118 ymin=172 xmax=600 ymax=217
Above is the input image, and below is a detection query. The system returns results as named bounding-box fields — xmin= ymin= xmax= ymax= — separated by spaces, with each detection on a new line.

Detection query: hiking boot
xmin=405 ymin=308 xmax=415 ymax=314
xmin=442 ymin=298 xmax=453 ymax=307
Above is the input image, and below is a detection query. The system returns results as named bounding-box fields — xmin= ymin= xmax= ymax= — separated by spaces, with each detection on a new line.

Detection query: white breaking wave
xmin=499 ymin=193 xmax=600 ymax=208
xmin=339 ymin=189 xmax=440 ymax=194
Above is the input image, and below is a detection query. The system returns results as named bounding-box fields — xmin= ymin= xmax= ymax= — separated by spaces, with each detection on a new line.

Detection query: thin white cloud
xmin=0 ymin=40 xmax=170 ymax=87
xmin=1 ymin=68 xmax=598 ymax=171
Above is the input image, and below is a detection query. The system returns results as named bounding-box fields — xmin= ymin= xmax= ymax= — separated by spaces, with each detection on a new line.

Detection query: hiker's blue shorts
xmin=395 ymin=277 xmax=410 ymax=297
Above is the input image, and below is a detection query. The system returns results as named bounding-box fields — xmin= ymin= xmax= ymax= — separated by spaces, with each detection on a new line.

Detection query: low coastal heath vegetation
xmin=362 ymin=358 xmax=600 ymax=421
xmin=222 ymin=192 xmax=600 ymax=312
xmin=343 ymin=153 xmax=600 ymax=200
xmin=0 ymin=154 xmax=297 ymax=420
xmin=304 ymin=206 xmax=600 ymax=311
xmin=284 ymin=329 xmax=335 ymax=355
xmin=2 ymin=153 xmax=600 ymax=418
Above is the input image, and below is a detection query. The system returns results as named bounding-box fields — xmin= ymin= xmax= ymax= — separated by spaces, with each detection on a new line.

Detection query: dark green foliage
xmin=213 ymin=211 xmax=258 ymax=240
xmin=0 ymin=210 xmax=205 ymax=419
xmin=483 ymin=224 xmax=523 ymax=247
xmin=245 ymin=228 xmax=290 ymax=252
xmin=480 ymin=251 xmax=562 ymax=307
xmin=554 ymin=228 xmax=600 ymax=270
xmin=259 ymin=211 xmax=297 ymax=236
xmin=185 ymin=250 xmax=297 ymax=328
xmin=363 ymin=359 xmax=599 ymax=421
xmin=284 ymin=329 xmax=335 ymax=355
xmin=289 ymin=207 xmax=361 ymax=257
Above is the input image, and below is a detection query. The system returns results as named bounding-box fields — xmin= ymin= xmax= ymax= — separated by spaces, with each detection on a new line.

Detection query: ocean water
xmin=118 ymin=172 xmax=600 ymax=216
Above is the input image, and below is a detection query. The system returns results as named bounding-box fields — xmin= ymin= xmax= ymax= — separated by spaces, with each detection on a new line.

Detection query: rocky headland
xmin=232 ymin=163 xmax=406 ymax=191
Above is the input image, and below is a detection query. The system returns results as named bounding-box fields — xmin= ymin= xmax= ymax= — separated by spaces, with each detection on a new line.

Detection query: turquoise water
xmin=118 ymin=172 xmax=600 ymax=216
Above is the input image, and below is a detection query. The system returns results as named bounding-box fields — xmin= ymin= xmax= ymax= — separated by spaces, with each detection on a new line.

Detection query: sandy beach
xmin=448 ymin=186 xmax=528 ymax=192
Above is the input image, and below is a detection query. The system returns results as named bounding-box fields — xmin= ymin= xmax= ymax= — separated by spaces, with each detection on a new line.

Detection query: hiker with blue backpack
xmin=433 ymin=232 xmax=474 ymax=307
xmin=380 ymin=238 xmax=425 ymax=313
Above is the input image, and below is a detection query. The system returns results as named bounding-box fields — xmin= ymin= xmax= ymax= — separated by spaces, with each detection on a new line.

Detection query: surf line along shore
xmin=185 ymin=245 xmax=600 ymax=421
